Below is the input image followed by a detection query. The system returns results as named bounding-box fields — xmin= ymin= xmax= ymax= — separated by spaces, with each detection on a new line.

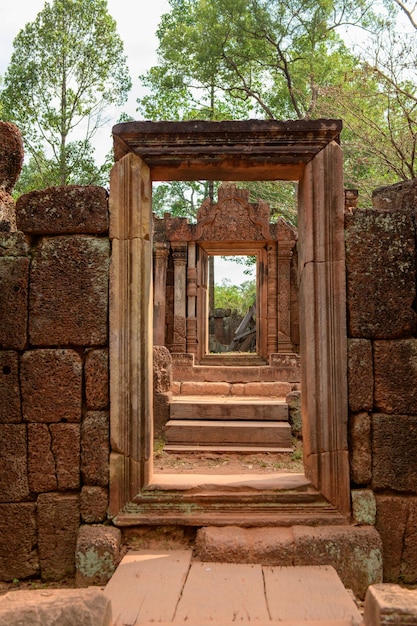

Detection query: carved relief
xmin=195 ymin=184 xmax=272 ymax=241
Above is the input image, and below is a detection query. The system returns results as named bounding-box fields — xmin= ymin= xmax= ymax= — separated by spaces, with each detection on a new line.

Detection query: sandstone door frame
xmin=108 ymin=120 xmax=350 ymax=519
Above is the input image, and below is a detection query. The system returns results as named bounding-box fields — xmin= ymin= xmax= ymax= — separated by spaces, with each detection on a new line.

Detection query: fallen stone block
xmin=75 ymin=524 xmax=121 ymax=587
xmin=364 ymin=583 xmax=417 ymax=625
xmin=0 ymin=588 xmax=112 ymax=626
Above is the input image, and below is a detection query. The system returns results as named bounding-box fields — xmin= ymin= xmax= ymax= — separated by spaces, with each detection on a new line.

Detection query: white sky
xmin=0 ymin=0 xmax=171 ymax=159
xmin=0 ymin=1 xmax=263 ymax=286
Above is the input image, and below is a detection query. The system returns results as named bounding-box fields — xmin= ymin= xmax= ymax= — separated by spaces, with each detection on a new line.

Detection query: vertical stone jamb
xmin=258 ymin=246 xmax=268 ymax=359
xmin=171 ymin=241 xmax=187 ymax=353
xmin=153 ymin=241 xmax=169 ymax=346
xmin=186 ymin=242 xmax=198 ymax=355
xmin=298 ymin=141 xmax=350 ymax=518
xmin=108 ymin=153 xmax=153 ymax=515
xmin=277 ymin=240 xmax=295 ymax=353
xmin=267 ymin=243 xmax=278 ymax=355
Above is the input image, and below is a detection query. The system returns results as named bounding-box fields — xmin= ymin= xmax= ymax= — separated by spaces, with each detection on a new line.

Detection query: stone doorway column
xmin=153 ymin=241 xmax=169 ymax=346
xmin=171 ymin=241 xmax=187 ymax=353
xmin=277 ymin=240 xmax=295 ymax=353
xmin=186 ymin=242 xmax=198 ymax=355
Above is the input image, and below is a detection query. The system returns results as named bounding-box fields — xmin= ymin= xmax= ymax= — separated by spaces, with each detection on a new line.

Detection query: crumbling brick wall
xmin=346 ymin=179 xmax=417 ymax=585
xmin=0 ymin=184 xmax=110 ymax=582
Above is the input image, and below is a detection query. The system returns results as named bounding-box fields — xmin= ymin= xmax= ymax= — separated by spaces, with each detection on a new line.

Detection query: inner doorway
xmin=209 ymin=254 xmax=257 ymax=355
xmin=154 ymin=183 xmax=300 ymax=463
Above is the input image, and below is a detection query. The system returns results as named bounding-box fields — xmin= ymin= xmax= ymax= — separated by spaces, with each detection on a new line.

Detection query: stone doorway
xmin=152 ymin=182 xmax=300 ymax=455
xmin=108 ymin=119 xmax=350 ymax=522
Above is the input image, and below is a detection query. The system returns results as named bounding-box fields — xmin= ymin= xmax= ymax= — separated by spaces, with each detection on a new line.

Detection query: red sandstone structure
xmin=1 ymin=119 xmax=417 ymax=607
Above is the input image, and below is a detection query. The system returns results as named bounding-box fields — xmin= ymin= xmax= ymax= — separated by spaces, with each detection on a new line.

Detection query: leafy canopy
xmin=140 ymin=0 xmax=417 ymax=208
xmin=1 ymin=0 xmax=131 ymax=190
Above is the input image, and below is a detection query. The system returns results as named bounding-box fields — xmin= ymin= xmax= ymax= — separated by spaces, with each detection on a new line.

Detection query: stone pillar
xmin=108 ymin=152 xmax=153 ymax=515
xmin=171 ymin=241 xmax=187 ymax=353
xmin=277 ymin=240 xmax=295 ymax=353
xmin=267 ymin=242 xmax=278 ymax=354
xmin=153 ymin=241 xmax=169 ymax=346
xmin=186 ymin=242 xmax=198 ymax=355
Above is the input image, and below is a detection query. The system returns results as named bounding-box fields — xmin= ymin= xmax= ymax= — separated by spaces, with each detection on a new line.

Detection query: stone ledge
xmin=364 ymin=583 xmax=417 ymax=625
xmin=0 ymin=588 xmax=112 ymax=626
xmin=196 ymin=524 xmax=382 ymax=600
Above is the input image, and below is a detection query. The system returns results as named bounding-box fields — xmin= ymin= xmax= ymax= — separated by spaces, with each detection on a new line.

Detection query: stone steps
xmin=166 ymin=395 xmax=292 ymax=452
xmin=169 ymin=396 xmax=289 ymax=420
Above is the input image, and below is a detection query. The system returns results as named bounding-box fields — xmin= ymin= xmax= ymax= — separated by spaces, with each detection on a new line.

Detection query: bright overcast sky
xmin=0 ymin=0 xmax=171 ymax=158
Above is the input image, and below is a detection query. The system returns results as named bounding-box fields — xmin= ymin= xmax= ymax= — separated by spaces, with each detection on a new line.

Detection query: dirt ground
xmin=153 ymin=440 xmax=304 ymax=475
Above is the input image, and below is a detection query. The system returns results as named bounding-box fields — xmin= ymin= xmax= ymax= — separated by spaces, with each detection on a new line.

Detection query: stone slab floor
xmin=104 ymin=549 xmax=362 ymax=625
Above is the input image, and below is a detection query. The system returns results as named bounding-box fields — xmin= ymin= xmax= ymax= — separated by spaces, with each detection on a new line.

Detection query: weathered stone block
xmin=349 ymin=412 xmax=372 ymax=485
xmin=0 ymin=256 xmax=29 ymax=349
xmin=154 ymin=392 xmax=171 ymax=438
xmin=81 ymin=411 xmax=109 ymax=486
xmin=75 ymin=525 xmax=121 ymax=587
xmin=21 ymin=349 xmax=82 ymax=423
xmin=375 ymin=494 xmax=409 ymax=583
xmin=80 ymin=486 xmax=108 ymax=523
xmin=29 ymin=235 xmax=110 ymax=346
xmin=347 ymin=339 xmax=373 ymax=412
xmin=372 ymin=413 xmax=417 ymax=491
xmin=16 ymin=185 xmax=108 ymax=235
xmin=28 ymin=424 xmax=57 ymax=493
xmin=0 ymin=190 xmax=16 ymax=232
xmin=0 ymin=121 xmax=24 ymax=193
xmin=0 ymin=503 xmax=39 ymax=580
xmin=364 ymin=583 xmax=417 ymax=626
xmin=372 ymin=178 xmax=417 ymax=212
xmin=50 ymin=424 xmax=81 ymax=490
xmin=180 ymin=381 xmax=230 ymax=395
xmin=0 ymin=588 xmax=112 ymax=626
xmin=85 ymin=349 xmax=109 ymax=410
xmin=37 ymin=493 xmax=80 ymax=581
xmin=0 ymin=424 xmax=29 ymax=501
xmin=195 ymin=526 xmax=293 ymax=566
xmin=374 ymin=339 xmax=417 ymax=414
xmin=286 ymin=390 xmax=302 ymax=437
xmin=351 ymin=489 xmax=376 ymax=525
xmin=345 ymin=209 xmax=416 ymax=338
xmin=243 ymin=381 xmax=291 ymax=397
xmin=0 ymin=232 xmax=29 ymax=257
xmin=0 ymin=351 xmax=21 ymax=422
xmin=402 ymin=498 xmax=417 ymax=584
xmin=153 ymin=345 xmax=172 ymax=393
xmin=293 ymin=525 xmax=383 ymax=600
xmin=29 ymin=423 xmax=80 ymax=492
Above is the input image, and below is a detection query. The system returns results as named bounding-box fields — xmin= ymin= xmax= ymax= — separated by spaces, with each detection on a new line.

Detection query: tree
xmin=138 ymin=0 xmax=376 ymax=216
xmin=1 ymin=0 xmax=131 ymax=190
xmin=214 ymin=278 xmax=256 ymax=317
xmin=318 ymin=0 xmax=417 ymax=200
xmin=139 ymin=0 xmax=372 ymax=121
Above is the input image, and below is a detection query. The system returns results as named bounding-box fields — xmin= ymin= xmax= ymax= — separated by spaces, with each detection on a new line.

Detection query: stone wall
xmin=2 ymin=120 xmax=417 ymax=586
xmin=346 ymin=179 xmax=417 ymax=584
xmin=0 ymin=182 xmax=110 ymax=582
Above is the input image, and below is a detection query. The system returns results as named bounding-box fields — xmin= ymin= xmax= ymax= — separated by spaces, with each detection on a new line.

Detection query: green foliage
xmin=1 ymin=0 xmax=131 ymax=191
xmin=214 ymin=278 xmax=256 ymax=316
xmin=139 ymin=0 xmax=417 ymax=207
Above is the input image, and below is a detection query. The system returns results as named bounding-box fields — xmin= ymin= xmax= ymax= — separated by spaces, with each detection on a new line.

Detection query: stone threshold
xmin=148 ymin=471 xmax=310 ymax=491
xmin=112 ymin=472 xmax=347 ymax=528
